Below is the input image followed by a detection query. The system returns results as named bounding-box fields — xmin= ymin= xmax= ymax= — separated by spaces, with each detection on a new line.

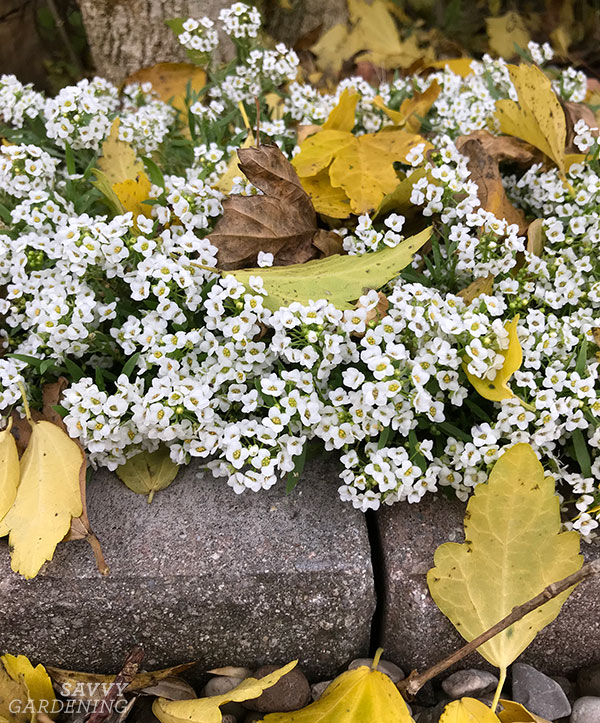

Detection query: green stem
xmin=491 ymin=666 xmax=506 ymax=713
xmin=17 ymin=381 xmax=32 ymax=423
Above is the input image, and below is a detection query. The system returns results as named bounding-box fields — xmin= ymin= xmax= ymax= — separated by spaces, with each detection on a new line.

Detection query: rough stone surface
xmin=570 ymin=697 xmax=600 ymax=723
xmin=377 ymin=494 xmax=600 ymax=675
xmin=243 ymin=664 xmax=311 ymax=712
xmin=512 ymin=663 xmax=572 ymax=720
xmin=0 ymin=459 xmax=375 ymax=681
xmin=577 ymin=664 xmax=600 ymax=697
xmin=311 ymin=680 xmax=331 ymax=701
xmin=441 ymin=669 xmax=498 ymax=700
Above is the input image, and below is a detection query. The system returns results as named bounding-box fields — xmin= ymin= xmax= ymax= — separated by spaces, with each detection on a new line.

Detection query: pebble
xmin=243 ymin=665 xmax=311 ymax=713
xmin=311 ymin=680 xmax=332 ymax=701
xmin=577 ymin=665 xmax=600 ymax=697
xmin=441 ymin=669 xmax=498 ymax=699
xmin=571 ymin=697 xmax=600 ymax=723
xmin=348 ymin=657 xmax=405 ymax=684
xmin=413 ymin=700 xmax=448 ymax=723
xmin=202 ymin=675 xmax=246 ymax=697
xmin=512 ymin=662 xmax=572 ymax=720
xmin=221 ymin=716 xmax=237 ymax=723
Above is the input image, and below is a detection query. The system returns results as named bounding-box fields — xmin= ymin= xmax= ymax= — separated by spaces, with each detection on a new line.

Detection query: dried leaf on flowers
xmin=495 ymin=64 xmax=580 ymax=178
xmin=323 ymin=88 xmax=358 ymax=132
xmin=427 ymin=58 xmax=474 ymax=77
xmin=0 ymin=418 xmax=19 ymax=531
xmin=123 ymin=63 xmax=206 ymax=115
xmin=94 ymin=119 xmax=152 ymax=219
xmin=562 ymin=100 xmax=599 ymax=153
xmin=457 ymin=275 xmax=494 ymax=304
xmin=300 ymin=170 xmax=353 ymax=218
xmin=116 ymin=446 xmax=180 ymax=503
xmin=428 ymin=443 xmax=582 ymax=689
xmin=486 ymin=11 xmax=530 ymax=60
xmin=455 ymin=130 xmax=535 ymax=166
xmin=209 ymin=145 xmax=341 ymax=268
xmin=456 ymin=137 xmax=527 ymax=233
xmin=228 ymin=227 xmax=431 ymax=311
xmin=526 ymin=218 xmax=544 ymax=257
xmin=464 ymin=315 xmax=522 ymax=401
xmin=373 ymin=81 xmax=440 ymax=133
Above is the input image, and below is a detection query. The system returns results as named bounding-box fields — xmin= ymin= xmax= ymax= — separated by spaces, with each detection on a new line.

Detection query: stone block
xmin=376 ymin=494 xmax=600 ymax=676
xmin=0 ymin=459 xmax=375 ymax=680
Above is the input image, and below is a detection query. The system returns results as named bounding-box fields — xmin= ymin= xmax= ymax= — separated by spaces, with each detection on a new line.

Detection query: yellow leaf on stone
xmin=262 ymin=654 xmax=413 ymax=722
xmin=153 ymin=661 xmax=297 ymax=723
xmin=428 ymin=443 xmax=582 ymax=685
xmin=1 ymin=420 xmax=83 ymax=579
xmin=301 ymin=170 xmax=353 ymax=218
xmin=0 ymin=419 xmax=19 ymax=532
xmin=464 ymin=316 xmax=522 ymax=401
xmin=440 ymin=698 xmax=500 ymax=722
xmin=323 ymin=89 xmax=358 ymax=132
xmin=124 ymin=62 xmax=206 ymax=115
xmin=96 ymin=119 xmax=152 ymax=219
xmin=0 ymin=658 xmax=30 ymax=723
xmin=2 ymin=655 xmax=57 ymax=720
xmin=486 ymin=12 xmax=530 ymax=59
xmin=116 ymin=446 xmax=179 ymax=503
xmin=229 ymin=227 xmax=431 ymax=311
xmin=497 ymin=700 xmax=551 ymax=723
xmin=495 ymin=64 xmax=568 ymax=176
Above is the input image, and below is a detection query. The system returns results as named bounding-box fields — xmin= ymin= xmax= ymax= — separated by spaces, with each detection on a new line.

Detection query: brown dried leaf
xmin=562 ymin=100 xmax=599 ymax=153
xmin=457 ymin=275 xmax=494 ymax=303
xmin=456 ymin=130 xmax=536 ymax=166
xmin=526 ymin=218 xmax=545 ymax=257
xmin=209 ymin=145 xmax=335 ymax=270
xmin=313 ymin=229 xmax=344 ymax=257
xmin=457 ymin=137 xmax=527 ymax=234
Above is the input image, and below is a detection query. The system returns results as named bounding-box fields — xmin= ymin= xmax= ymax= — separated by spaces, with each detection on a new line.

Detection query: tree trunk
xmin=76 ymin=0 xmax=347 ymax=83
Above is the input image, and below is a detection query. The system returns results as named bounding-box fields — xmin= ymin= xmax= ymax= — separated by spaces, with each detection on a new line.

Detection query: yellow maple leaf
xmin=300 ymin=170 xmax=353 ymax=218
xmin=323 ymin=89 xmax=358 ymax=132
xmin=486 ymin=12 xmax=530 ymax=59
xmin=2 ymin=654 xmax=57 ymax=720
xmin=153 ymin=661 xmax=297 ymax=723
xmin=124 ymin=62 xmax=206 ymax=115
xmin=440 ymin=698 xmax=500 ymax=722
xmin=495 ymin=64 xmax=573 ymax=177
xmin=95 ymin=118 xmax=152 ymax=219
xmin=262 ymin=650 xmax=413 ymax=722
xmin=464 ymin=316 xmax=522 ymax=401
xmin=427 ymin=58 xmax=474 ymax=77
xmin=373 ymin=80 xmax=440 ymax=132
xmin=428 ymin=444 xmax=582 ymax=709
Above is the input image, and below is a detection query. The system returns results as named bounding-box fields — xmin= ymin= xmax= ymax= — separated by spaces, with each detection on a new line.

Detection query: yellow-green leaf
xmin=153 ymin=661 xmax=297 ymax=723
xmin=464 ymin=316 xmax=522 ymax=401
xmin=228 ymin=226 xmax=431 ymax=311
xmin=440 ymin=698 xmax=500 ymax=722
xmin=0 ymin=658 xmax=30 ymax=723
xmin=0 ymin=419 xmax=19 ymax=532
xmin=1 ymin=655 xmax=56 ymax=720
xmin=495 ymin=64 xmax=568 ymax=176
xmin=96 ymin=119 xmax=152 ymax=219
xmin=428 ymin=444 xmax=583 ymax=676
xmin=323 ymin=89 xmax=358 ymax=132
xmin=497 ymin=700 xmax=551 ymax=723
xmin=374 ymin=168 xmax=428 ymax=219
xmin=116 ymin=446 xmax=179 ymax=503
xmin=262 ymin=656 xmax=413 ymax=722
xmin=1 ymin=420 xmax=84 ymax=579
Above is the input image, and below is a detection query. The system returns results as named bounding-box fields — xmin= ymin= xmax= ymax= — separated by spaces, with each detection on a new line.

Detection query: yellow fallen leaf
xmin=0 ymin=657 xmax=30 ymax=723
xmin=497 ymin=700 xmax=551 ymax=723
xmin=375 ymin=168 xmax=428 ymax=219
xmin=323 ymin=89 xmax=358 ymax=132
xmin=124 ymin=62 xmax=206 ymax=115
xmin=95 ymin=118 xmax=152 ymax=219
xmin=2 ymin=654 xmax=57 ymax=720
xmin=215 ymin=132 xmax=255 ymax=194
xmin=262 ymin=650 xmax=413 ymax=722
xmin=457 ymin=275 xmax=494 ymax=304
xmin=428 ymin=58 xmax=474 ymax=77
xmin=486 ymin=12 xmax=530 ymax=59
xmin=0 ymin=419 xmax=19 ymax=530
xmin=300 ymin=170 xmax=353 ymax=218
xmin=116 ymin=446 xmax=179 ymax=503
xmin=1 ymin=417 xmax=84 ymax=579
xmin=440 ymin=698 xmax=500 ymax=722
xmin=495 ymin=64 xmax=568 ymax=177
xmin=428 ymin=444 xmax=582 ymax=707
xmin=373 ymin=81 xmax=440 ymax=132
xmin=464 ymin=316 xmax=522 ymax=401
xmin=153 ymin=661 xmax=297 ymax=723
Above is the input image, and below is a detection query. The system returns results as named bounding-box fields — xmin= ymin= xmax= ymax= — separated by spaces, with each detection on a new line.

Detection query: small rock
xmin=311 ymin=680 xmax=332 ymax=701
xmin=552 ymin=675 xmax=576 ymax=702
xmin=221 ymin=716 xmax=237 ymax=723
xmin=413 ymin=700 xmax=447 ymax=723
xmin=571 ymin=697 xmax=600 ymax=723
xmin=202 ymin=675 xmax=246 ymax=697
xmin=348 ymin=658 xmax=405 ymax=684
xmin=243 ymin=665 xmax=311 ymax=713
xmin=442 ymin=669 xmax=498 ymax=699
xmin=577 ymin=665 xmax=600 ymax=697
xmin=512 ymin=662 xmax=572 ymax=720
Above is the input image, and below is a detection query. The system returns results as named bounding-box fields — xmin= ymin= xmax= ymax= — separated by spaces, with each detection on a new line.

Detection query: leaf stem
xmin=397 ymin=558 xmax=600 ymax=699
xmin=491 ymin=666 xmax=506 ymax=712
xmin=17 ymin=381 xmax=32 ymax=423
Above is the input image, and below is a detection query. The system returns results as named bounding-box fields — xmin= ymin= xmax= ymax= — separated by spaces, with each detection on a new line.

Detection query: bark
xmin=76 ymin=0 xmax=347 ymax=83
xmin=0 ymin=0 xmax=50 ymax=89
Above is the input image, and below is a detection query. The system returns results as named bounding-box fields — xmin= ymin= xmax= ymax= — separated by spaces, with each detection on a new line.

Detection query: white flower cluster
xmin=218 ymin=2 xmax=261 ymax=39
xmin=0 ymin=12 xmax=599 ymax=536
xmin=179 ymin=17 xmax=219 ymax=54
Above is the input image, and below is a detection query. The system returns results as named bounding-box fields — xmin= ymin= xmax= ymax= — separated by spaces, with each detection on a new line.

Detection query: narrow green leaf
xmin=286 ymin=445 xmax=308 ymax=494
xmin=572 ymin=429 xmax=592 ymax=478
xmin=122 ymin=352 xmax=141 ymax=378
